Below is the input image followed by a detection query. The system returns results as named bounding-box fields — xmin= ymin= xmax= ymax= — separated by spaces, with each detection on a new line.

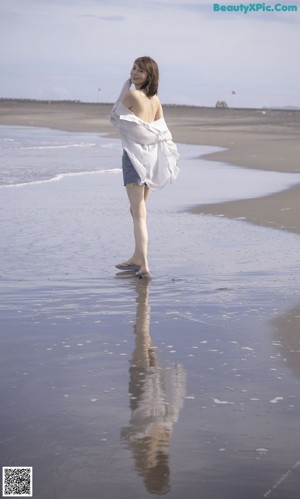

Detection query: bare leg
xmin=126 ymin=184 xmax=150 ymax=275
xmin=129 ymin=185 xmax=150 ymax=217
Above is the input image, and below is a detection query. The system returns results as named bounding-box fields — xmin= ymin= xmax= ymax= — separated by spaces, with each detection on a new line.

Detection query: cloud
xmin=52 ymin=86 xmax=74 ymax=99
xmin=0 ymin=0 xmax=299 ymax=107
xmin=78 ymin=14 xmax=125 ymax=21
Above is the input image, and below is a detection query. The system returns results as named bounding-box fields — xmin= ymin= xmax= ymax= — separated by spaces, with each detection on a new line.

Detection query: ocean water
xmin=1 ymin=125 xmax=300 ymax=210
xmin=0 ymin=125 xmax=122 ymax=187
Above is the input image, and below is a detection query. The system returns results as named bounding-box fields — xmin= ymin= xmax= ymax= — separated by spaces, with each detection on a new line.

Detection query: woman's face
xmin=130 ymin=63 xmax=148 ymax=89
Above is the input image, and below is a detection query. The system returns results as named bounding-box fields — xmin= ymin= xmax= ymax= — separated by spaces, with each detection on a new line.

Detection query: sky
xmin=0 ymin=0 xmax=299 ymax=108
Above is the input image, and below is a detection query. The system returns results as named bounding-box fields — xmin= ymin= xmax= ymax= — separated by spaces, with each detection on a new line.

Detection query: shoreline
xmin=1 ymin=100 xmax=300 ymax=234
xmin=187 ymin=183 xmax=300 ymax=234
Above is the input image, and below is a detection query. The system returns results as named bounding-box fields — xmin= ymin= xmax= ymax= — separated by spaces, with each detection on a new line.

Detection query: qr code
xmin=2 ymin=467 xmax=33 ymax=497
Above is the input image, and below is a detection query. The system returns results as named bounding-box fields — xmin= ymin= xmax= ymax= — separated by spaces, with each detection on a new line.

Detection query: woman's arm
xmin=122 ymin=91 xmax=140 ymax=111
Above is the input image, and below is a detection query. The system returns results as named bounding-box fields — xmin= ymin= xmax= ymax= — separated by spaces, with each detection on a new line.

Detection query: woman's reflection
xmin=121 ymin=279 xmax=186 ymax=495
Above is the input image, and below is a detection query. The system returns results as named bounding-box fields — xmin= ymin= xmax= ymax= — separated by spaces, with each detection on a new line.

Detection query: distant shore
xmin=1 ymin=99 xmax=299 ymax=234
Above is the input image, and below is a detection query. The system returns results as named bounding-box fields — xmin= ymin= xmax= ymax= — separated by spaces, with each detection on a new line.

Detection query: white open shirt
xmin=110 ymin=79 xmax=180 ymax=191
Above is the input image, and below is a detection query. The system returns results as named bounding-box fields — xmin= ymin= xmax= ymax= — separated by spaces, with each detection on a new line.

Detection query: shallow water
xmin=1 ymin=128 xmax=300 ymax=498
xmin=1 ymin=125 xmax=300 ymax=207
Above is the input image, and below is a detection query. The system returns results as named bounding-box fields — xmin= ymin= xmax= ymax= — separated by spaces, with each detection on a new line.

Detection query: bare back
xmin=122 ymin=90 xmax=163 ymax=123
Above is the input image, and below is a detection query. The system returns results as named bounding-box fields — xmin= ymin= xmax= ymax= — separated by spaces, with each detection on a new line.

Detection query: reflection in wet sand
xmin=121 ymin=280 xmax=186 ymax=495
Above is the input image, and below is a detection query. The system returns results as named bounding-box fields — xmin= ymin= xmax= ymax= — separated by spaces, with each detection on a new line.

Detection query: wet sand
xmin=1 ymin=99 xmax=300 ymax=233
xmin=1 ymin=101 xmax=300 ymax=499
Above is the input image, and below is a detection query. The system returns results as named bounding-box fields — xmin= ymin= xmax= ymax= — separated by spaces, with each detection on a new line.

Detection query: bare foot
xmin=115 ymin=260 xmax=141 ymax=270
xmin=136 ymin=267 xmax=151 ymax=279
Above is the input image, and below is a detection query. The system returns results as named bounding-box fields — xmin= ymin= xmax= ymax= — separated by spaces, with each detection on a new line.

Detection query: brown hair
xmin=133 ymin=56 xmax=159 ymax=97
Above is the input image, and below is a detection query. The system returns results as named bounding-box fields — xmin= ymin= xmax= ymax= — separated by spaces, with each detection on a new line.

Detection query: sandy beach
xmin=1 ymin=100 xmax=300 ymax=499
xmin=1 ymin=99 xmax=300 ymax=233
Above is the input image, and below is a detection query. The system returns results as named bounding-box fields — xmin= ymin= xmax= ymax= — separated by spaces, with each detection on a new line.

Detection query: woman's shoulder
xmin=122 ymin=90 xmax=140 ymax=108
xmin=151 ymin=94 xmax=161 ymax=104
xmin=128 ymin=89 xmax=141 ymax=99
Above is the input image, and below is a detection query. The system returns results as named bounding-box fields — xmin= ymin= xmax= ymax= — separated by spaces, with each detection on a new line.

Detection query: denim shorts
xmin=122 ymin=150 xmax=142 ymax=186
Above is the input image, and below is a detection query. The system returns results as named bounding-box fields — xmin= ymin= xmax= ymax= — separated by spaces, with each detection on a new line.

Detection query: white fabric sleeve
xmin=110 ymin=79 xmax=132 ymax=128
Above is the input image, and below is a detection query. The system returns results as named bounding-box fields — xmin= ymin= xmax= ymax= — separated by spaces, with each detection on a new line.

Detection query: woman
xmin=110 ymin=56 xmax=179 ymax=278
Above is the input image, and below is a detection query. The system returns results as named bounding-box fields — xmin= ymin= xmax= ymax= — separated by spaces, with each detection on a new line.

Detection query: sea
xmin=1 ymin=124 xmax=300 ymax=210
